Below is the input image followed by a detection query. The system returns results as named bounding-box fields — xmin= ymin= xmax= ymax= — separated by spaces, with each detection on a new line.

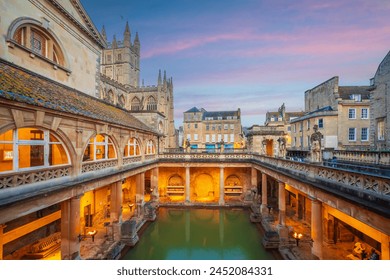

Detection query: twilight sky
xmin=80 ymin=0 xmax=390 ymax=127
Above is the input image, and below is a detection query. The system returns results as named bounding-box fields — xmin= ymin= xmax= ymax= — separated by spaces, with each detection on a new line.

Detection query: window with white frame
xmin=230 ymin=124 xmax=234 ymax=130
xmin=123 ymin=137 xmax=140 ymax=157
xmin=194 ymin=134 xmax=198 ymax=141
xmin=348 ymin=128 xmax=356 ymax=141
xmin=145 ymin=140 xmax=155 ymax=155
xmin=186 ymin=134 xmax=191 ymax=141
xmin=205 ymin=134 xmax=210 ymax=142
xmin=224 ymin=124 xmax=228 ymax=130
xmin=361 ymin=128 xmax=369 ymax=141
xmin=348 ymin=108 xmax=356 ymax=119
xmin=211 ymin=134 xmax=216 ymax=142
xmin=224 ymin=134 xmax=228 ymax=142
xmin=230 ymin=134 xmax=234 ymax=142
xmin=83 ymin=134 xmax=116 ymax=162
xmin=361 ymin=108 xmax=369 ymax=119
xmin=217 ymin=134 xmax=222 ymax=142
xmin=0 ymin=128 xmax=69 ymax=172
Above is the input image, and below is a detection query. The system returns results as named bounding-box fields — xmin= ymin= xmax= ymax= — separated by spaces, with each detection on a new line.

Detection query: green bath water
xmin=121 ymin=207 xmax=276 ymax=260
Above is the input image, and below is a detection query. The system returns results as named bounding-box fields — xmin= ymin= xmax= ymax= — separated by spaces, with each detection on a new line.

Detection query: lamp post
xmin=293 ymin=232 xmax=303 ymax=246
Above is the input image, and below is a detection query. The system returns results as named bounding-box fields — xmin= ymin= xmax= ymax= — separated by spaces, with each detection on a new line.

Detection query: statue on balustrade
xmin=310 ymin=125 xmax=322 ymax=163
xmin=277 ymin=136 xmax=286 ymax=158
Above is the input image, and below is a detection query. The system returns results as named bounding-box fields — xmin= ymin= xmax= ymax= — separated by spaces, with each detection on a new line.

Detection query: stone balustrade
xmin=0 ymin=165 xmax=71 ymax=189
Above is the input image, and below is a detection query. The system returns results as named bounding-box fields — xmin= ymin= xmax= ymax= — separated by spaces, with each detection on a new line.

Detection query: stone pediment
xmin=48 ymin=0 xmax=106 ymax=47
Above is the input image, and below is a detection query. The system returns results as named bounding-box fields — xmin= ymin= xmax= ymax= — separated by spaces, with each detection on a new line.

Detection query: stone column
xmin=311 ymin=199 xmax=323 ymax=259
xmin=323 ymin=208 xmax=335 ymax=244
xmin=151 ymin=167 xmax=159 ymax=200
xmin=0 ymin=224 xmax=6 ymax=260
xmin=61 ymin=195 xmax=83 ymax=260
xmin=277 ymin=181 xmax=289 ymax=246
xmin=219 ymin=166 xmax=225 ymax=205
xmin=135 ymin=173 xmax=145 ymax=217
xmin=381 ymin=234 xmax=390 ymax=260
xmin=251 ymin=168 xmax=257 ymax=189
xmin=278 ymin=181 xmax=286 ymax=226
xmin=136 ymin=172 xmax=145 ymax=195
xmin=185 ymin=166 xmax=190 ymax=203
xmin=110 ymin=181 xmax=123 ymax=224
xmin=110 ymin=181 xmax=123 ymax=242
xmin=260 ymin=173 xmax=268 ymax=214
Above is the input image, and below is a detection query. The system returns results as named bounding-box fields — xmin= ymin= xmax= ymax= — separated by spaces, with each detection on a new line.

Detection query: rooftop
xmin=0 ymin=59 xmax=155 ymax=133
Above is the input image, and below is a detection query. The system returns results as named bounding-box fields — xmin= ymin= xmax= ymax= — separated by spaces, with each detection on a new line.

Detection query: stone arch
xmin=193 ymin=173 xmax=215 ymax=200
xmin=118 ymin=94 xmax=126 ymax=108
xmin=107 ymin=89 xmax=115 ymax=104
xmin=158 ymin=120 xmax=164 ymax=133
xmin=225 ymin=174 xmax=241 ymax=186
xmin=131 ymin=97 xmax=141 ymax=111
xmin=168 ymin=174 xmax=184 ymax=186
xmin=7 ymin=17 xmax=69 ymax=67
xmin=0 ymin=126 xmax=72 ymax=172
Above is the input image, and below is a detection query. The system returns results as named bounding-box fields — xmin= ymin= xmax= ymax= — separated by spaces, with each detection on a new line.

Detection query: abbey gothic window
xmin=118 ymin=94 xmax=125 ymax=108
xmin=146 ymin=96 xmax=157 ymax=111
xmin=131 ymin=97 xmax=141 ymax=111
xmin=107 ymin=90 xmax=114 ymax=103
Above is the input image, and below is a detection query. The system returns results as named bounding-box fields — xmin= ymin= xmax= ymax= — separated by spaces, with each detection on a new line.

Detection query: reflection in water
xmin=122 ymin=207 xmax=275 ymax=260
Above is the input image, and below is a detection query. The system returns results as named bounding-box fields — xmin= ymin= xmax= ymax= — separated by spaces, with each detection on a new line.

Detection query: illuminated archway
xmin=0 ymin=127 xmax=70 ymax=172
xmin=193 ymin=173 xmax=215 ymax=201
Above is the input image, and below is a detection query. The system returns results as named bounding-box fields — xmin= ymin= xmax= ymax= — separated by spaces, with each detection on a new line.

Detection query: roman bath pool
xmin=121 ymin=207 xmax=278 ymax=260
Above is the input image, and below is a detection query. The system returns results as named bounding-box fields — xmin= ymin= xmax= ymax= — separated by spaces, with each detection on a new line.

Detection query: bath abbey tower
xmin=99 ymin=22 xmax=177 ymax=149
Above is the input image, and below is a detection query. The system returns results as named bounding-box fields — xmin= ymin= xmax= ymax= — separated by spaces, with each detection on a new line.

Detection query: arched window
xmin=11 ymin=22 xmax=65 ymax=66
xmin=0 ymin=128 xmax=69 ymax=172
xmin=158 ymin=121 xmax=164 ymax=133
xmin=123 ymin=138 xmax=140 ymax=157
xmin=131 ymin=97 xmax=141 ymax=111
xmin=118 ymin=94 xmax=125 ymax=108
xmin=146 ymin=96 xmax=157 ymax=111
xmin=145 ymin=140 xmax=155 ymax=155
xmin=107 ymin=90 xmax=114 ymax=103
xmin=83 ymin=134 xmax=116 ymax=162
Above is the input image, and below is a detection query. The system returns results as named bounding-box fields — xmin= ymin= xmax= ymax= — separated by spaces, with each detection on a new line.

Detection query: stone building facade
xmin=182 ymin=107 xmax=244 ymax=150
xmin=290 ymin=76 xmax=371 ymax=155
xmin=98 ymin=23 xmax=177 ymax=150
xmin=246 ymin=104 xmax=304 ymax=157
xmin=369 ymin=51 xmax=390 ymax=150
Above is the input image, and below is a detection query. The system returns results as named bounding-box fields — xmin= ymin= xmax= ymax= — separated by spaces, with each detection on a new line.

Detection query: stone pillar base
xmin=277 ymin=224 xmax=290 ymax=247
xmin=122 ymin=234 xmax=139 ymax=247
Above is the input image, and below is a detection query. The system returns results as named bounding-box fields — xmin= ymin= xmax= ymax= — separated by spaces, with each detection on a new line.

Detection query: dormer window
xmin=350 ymin=94 xmax=361 ymax=102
